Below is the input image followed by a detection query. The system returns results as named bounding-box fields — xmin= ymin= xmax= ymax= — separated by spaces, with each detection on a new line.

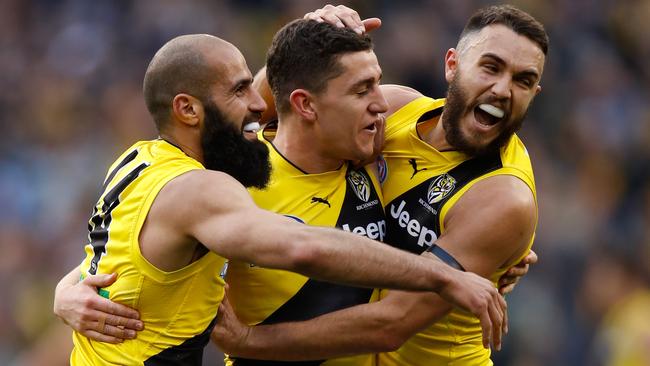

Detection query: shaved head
xmin=143 ymin=34 xmax=237 ymax=131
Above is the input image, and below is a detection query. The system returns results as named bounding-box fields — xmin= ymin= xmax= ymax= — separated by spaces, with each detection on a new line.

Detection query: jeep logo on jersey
xmin=347 ymin=170 xmax=370 ymax=202
xmin=427 ymin=174 xmax=457 ymax=204
xmin=342 ymin=219 xmax=386 ymax=241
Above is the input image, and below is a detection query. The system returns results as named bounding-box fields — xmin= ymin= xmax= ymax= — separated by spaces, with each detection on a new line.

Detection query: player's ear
xmin=289 ymin=89 xmax=317 ymax=121
xmin=173 ymin=94 xmax=202 ymax=127
xmin=444 ymin=48 xmax=458 ymax=83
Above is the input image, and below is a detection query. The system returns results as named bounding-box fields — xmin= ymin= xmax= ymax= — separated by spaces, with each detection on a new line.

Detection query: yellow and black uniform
xmin=376 ymin=97 xmax=537 ymax=366
xmin=225 ymin=124 xmax=384 ymax=366
xmin=72 ymin=140 xmax=226 ymax=366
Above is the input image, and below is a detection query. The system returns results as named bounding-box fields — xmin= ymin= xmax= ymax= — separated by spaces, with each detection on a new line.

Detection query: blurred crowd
xmin=1 ymin=0 xmax=649 ymax=365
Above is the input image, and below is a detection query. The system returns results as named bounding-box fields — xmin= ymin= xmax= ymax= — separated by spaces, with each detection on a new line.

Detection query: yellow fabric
xmin=71 ymin=140 xmax=226 ymax=365
xmin=378 ymin=97 xmax=537 ymax=366
xmin=225 ymin=131 xmax=383 ymax=366
xmin=598 ymin=289 xmax=650 ymax=366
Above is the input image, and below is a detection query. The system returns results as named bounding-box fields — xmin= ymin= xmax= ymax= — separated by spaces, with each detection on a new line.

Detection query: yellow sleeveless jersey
xmin=225 ymin=125 xmax=383 ymax=366
xmin=72 ymin=139 xmax=227 ymax=366
xmin=376 ymin=97 xmax=537 ymax=366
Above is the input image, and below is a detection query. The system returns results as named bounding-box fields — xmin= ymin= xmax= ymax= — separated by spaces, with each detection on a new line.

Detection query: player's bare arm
xmin=158 ymin=168 xmax=484 ymax=292
xmin=212 ymin=175 xmax=536 ymax=358
xmin=54 ymin=169 xmax=509 ymax=344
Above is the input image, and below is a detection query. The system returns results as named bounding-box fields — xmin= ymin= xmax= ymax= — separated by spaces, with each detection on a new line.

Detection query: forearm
xmin=220 ymin=291 xmax=453 ymax=361
xmin=223 ymin=302 xmax=398 ymax=360
xmin=290 ymin=226 xmax=453 ymax=293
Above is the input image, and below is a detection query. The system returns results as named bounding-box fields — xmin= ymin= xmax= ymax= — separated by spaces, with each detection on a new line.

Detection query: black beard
xmin=200 ymin=103 xmax=271 ymax=189
xmin=442 ymin=73 xmax=525 ymax=156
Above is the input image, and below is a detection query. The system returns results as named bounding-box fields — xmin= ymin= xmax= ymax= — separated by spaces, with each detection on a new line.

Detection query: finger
xmin=524 ymin=250 xmax=538 ymax=264
xmin=82 ymin=273 xmax=118 ymax=288
xmin=103 ymin=324 xmax=138 ymax=339
xmin=87 ymin=315 xmax=138 ymax=339
xmin=508 ymin=263 xmax=529 ymax=275
xmin=319 ymin=12 xmax=345 ymax=28
xmin=498 ymin=277 xmax=516 ymax=289
xmin=499 ymin=294 xmax=508 ymax=335
xmin=477 ymin=305 xmax=492 ymax=349
xmin=105 ymin=313 xmax=143 ymax=331
xmin=83 ymin=329 xmax=125 ymax=344
xmin=304 ymin=12 xmax=324 ymax=22
xmin=362 ymin=18 xmax=382 ymax=33
xmin=97 ymin=297 xmax=140 ymax=320
xmin=488 ymin=296 xmax=503 ymax=351
xmin=334 ymin=7 xmax=364 ymax=33
xmin=348 ymin=8 xmax=363 ymax=24
xmin=503 ymin=298 xmax=509 ymax=335
xmin=498 ymin=283 xmax=516 ymax=295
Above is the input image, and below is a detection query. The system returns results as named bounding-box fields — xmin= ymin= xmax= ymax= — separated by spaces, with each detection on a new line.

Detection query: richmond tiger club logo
xmin=347 ymin=170 xmax=370 ymax=202
xmin=427 ymin=174 xmax=457 ymax=204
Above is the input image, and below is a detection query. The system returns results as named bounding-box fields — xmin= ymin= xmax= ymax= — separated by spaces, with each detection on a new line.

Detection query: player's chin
xmin=353 ymin=145 xmax=374 ymax=163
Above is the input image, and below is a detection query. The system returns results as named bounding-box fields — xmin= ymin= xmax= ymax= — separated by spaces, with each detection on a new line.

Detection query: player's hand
xmin=304 ymin=4 xmax=382 ymax=34
xmin=435 ymin=263 xmax=507 ymax=351
xmin=498 ymin=250 xmax=538 ymax=295
xmin=53 ymin=272 xmax=143 ymax=343
xmin=211 ymin=289 xmax=250 ymax=355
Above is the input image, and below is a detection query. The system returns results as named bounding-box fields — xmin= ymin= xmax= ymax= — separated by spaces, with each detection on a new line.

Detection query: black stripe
xmin=427 ymin=244 xmax=465 ymax=271
xmin=144 ymin=315 xmax=217 ymax=366
xmin=102 ymin=149 xmax=138 ymax=191
xmin=88 ymin=162 xmax=149 ymax=274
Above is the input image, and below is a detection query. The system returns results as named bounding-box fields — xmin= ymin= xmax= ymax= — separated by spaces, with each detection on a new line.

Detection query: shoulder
xmin=380 ymin=84 xmax=424 ymax=117
xmin=156 ymin=169 xmax=254 ymax=218
xmin=454 ymin=175 xmax=536 ymax=224
xmin=445 ymin=175 xmax=536 ymax=253
xmin=440 ymin=175 xmax=537 ymax=275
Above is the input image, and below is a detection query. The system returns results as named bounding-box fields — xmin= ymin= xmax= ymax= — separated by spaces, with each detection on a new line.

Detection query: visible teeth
xmin=478 ymin=104 xmax=504 ymax=119
xmin=243 ymin=122 xmax=260 ymax=132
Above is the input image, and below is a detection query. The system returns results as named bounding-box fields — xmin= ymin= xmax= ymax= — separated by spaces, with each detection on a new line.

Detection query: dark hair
xmin=461 ymin=5 xmax=548 ymax=55
xmin=266 ymin=19 xmax=373 ymax=114
xmin=143 ymin=37 xmax=215 ymax=131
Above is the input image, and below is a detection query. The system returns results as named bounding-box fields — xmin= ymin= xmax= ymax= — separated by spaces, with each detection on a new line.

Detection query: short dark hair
xmin=143 ymin=37 xmax=215 ymax=131
xmin=266 ymin=19 xmax=373 ymax=114
xmin=461 ymin=4 xmax=548 ymax=55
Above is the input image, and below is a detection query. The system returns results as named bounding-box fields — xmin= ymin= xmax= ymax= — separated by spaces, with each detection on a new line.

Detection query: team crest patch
xmin=347 ymin=170 xmax=371 ymax=202
xmin=376 ymin=155 xmax=388 ymax=184
xmin=427 ymin=174 xmax=457 ymax=204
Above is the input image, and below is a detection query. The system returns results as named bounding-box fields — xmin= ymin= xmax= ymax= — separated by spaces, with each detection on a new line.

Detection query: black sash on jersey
xmin=385 ymin=151 xmax=503 ymax=255
xmin=144 ymin=315 xmax=217 ymax=366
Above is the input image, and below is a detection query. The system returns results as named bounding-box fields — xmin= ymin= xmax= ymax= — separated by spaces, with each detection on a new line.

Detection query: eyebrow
xmin=349 ymin=73 xmax=382 ymax=92
xmin=230 ymin=77 xmax=253 ymax=93
xmin=481 ymin=53 xmax=540 ymax=81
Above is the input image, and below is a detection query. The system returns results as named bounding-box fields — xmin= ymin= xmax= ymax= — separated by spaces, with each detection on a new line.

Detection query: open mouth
xmin=242 ymin=121 xmax=260 ymax=133
xmin=473 ymin=104 xmax=505 ymax=127
xmin=242 ymin=121 xmax=260 ymax=141
xmin=363 ymin=119 xmax=380 ymax=133
xmin=364 ymin=122 xmax=377 ymax=132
